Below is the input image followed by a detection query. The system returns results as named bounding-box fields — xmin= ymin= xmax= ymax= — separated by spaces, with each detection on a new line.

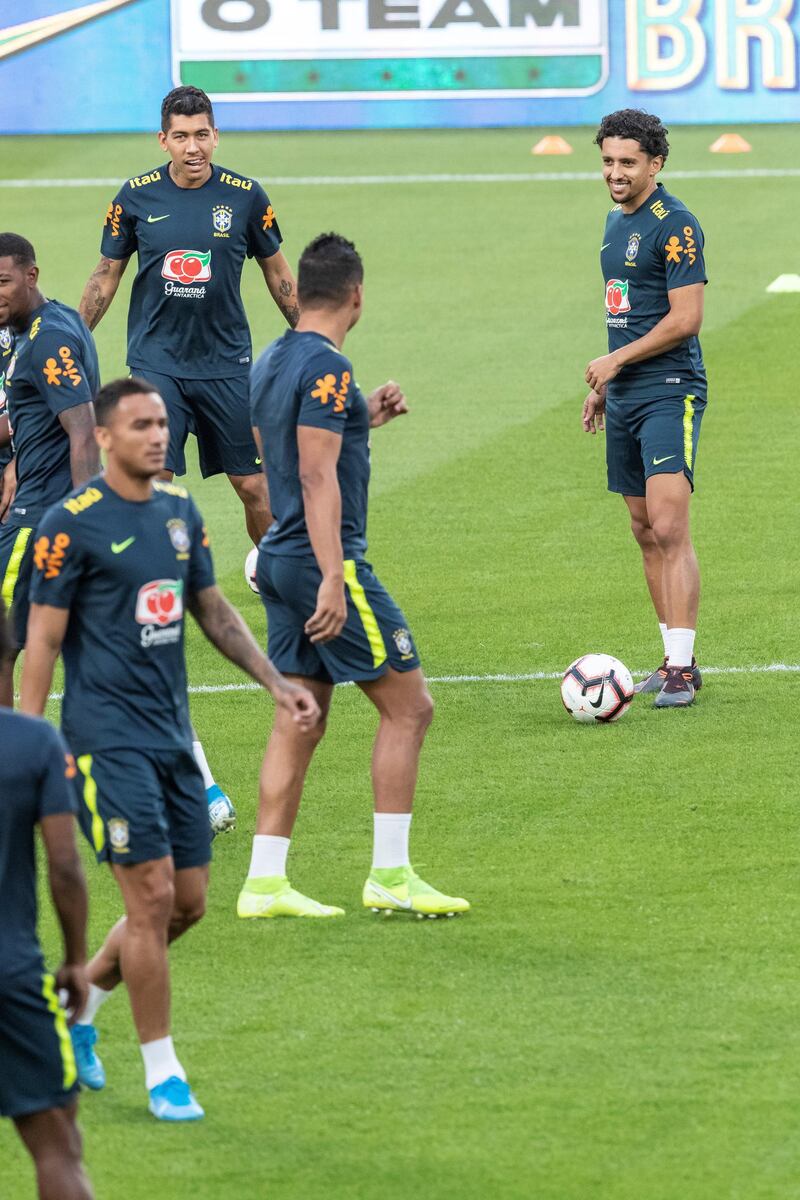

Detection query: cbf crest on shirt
xmin=600 ymin=183 xmax=708 ymax=401
xmin=100 ymin=164 xmax=282 ymax=379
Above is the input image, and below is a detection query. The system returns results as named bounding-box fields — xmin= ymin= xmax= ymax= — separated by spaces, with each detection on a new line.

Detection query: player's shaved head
xmin=0 ymin=233 xmax=35 ymax=268
xmin=95 ymin=376 xmax=160 ymax=426
xmin=595 ymin=110 xmax=669 ymax=161
xmin=298 ymin=233 xmax=364 ymax=307
xmin=161 ymin=85 xmax=214 ymax=133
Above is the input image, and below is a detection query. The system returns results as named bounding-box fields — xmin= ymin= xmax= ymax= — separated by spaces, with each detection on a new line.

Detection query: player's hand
xmin=56 ymin=961 xmax=88 ymax=1026
xmin=585 ymin=353 xmax=622 ymax=392
xmin=582 ymin=389 xmax=606 ymax=434
xmin=0 ymin=458 xmax=16 ymax=523
xmin=368 ymin=381 xmax=408 ymax=428
xmin=274 ymin=681 xmax=321 ymax=731
xmin=305 ymin=576 xmax=347 ymax=643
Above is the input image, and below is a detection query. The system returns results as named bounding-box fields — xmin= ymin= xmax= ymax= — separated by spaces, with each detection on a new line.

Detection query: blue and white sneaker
xmin=207 ymin=784 xmax=236 ymax=835
xmin=148 ymin=1076 xmax=204 ymax=1122
xmin=70 ymin=1023 xmax=106 ymax=1091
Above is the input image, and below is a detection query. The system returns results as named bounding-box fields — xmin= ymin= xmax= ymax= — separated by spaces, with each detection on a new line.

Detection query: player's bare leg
xmin=14 ymin=1102 xmax=93 ymax=1200
xmin=68 ymin=858 xmax=207 ymax=1118
xmin=238 ymin=677 xmax=342 ymax=917
xmin=357 ymin=667 xmax=433 ymax=814
xmin=255 ymin=676 xmax=332 ymax=837
xmin=0 ymin=647 xmax=19 ymax=708
xmin=227 ymin=471 xmax=271 ymax=545
xmin=358 ymin=668 xmax=468 ymax=917
xmin=625 ymin=494 xmax=666 ymax=624
xmin=645 ymin=472 xmax=701 ymax=706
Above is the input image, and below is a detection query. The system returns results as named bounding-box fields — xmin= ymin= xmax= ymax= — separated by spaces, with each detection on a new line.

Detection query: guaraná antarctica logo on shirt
xmin=605 ymin=278 xmax=631 ymax=316
xmin=161 ymin=250 xmax=212 ymax=297
xmin=135 ymin=579 xmax=184 ymax=647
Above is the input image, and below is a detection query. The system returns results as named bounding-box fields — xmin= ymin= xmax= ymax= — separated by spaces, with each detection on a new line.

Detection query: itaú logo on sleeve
xmin=161 ymin=250 xmax=211 ymax=296
xmin=605 ymin=279 xmax=631 ymax=316
xmin=135 ymin=580 xmax=184 ymax=646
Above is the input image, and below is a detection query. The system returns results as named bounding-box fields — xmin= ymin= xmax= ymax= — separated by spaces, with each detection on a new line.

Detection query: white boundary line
xmin=40 ymin=662 xmax=800 ymax=702
xmin=1 ymin=168 xmax=799 ymax=190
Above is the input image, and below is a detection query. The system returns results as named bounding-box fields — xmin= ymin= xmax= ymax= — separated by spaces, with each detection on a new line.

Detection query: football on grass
xmin=560 ymin=654 xmax=634 ymax=723
xmin=245 ymin=546 xmax=259 ymax=594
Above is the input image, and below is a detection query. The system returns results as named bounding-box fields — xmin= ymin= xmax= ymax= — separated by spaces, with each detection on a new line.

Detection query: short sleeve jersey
xmin=250 ymin=330 xmax=371 ymax=558
xmin=100 ymin=164 xmax=283 ymax=379
xmin=0 ymin=711 xmax=77 ymax=984
xmin=3 ymin=301 xmax=99 ymax=528
xmin=0 ymin=327 xmax=13 ymax=472
xmin=600 ymin=184 xmax=707 ymax=401
xmin=29 ymin=476 xmax=215 ymax=754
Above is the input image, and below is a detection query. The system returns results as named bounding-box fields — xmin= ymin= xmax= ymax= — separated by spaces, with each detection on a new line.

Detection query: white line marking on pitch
xmin=2 ymin=168 xmax=800 ymax=189
xmin=40 ymin=663 xmax=800 ymax=703
xmin=185 ymin=662 xmax=800 ymax=694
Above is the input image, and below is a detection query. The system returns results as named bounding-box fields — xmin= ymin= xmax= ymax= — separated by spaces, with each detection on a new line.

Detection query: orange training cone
xmin=709 ymin=133 xmax=751 ymax=153
xmin=532 ymin=135 xmax=573 ymax=155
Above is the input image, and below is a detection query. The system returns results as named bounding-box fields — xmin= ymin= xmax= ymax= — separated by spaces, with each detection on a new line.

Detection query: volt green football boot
xmin=237 ymin=876 xmax=344 ymax=918
xmin=363 ymin=866 xmax=470 ymax=918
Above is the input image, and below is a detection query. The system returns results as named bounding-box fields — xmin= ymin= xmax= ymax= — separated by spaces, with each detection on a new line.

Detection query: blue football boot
xmin=148 ymin=1076 xmax=204 ymax=1122
xmin=207 ymin=784 xmax=236 ymax=835
xmin=70 ymin=1023 xmax=106 ymax=1091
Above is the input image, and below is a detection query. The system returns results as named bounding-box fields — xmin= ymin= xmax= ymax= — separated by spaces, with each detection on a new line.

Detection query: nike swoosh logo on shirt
xmin=146 ymin=214 xmax=169 ymax=223
xmin=601 ymin=243 xmax=611 ymax=251
xmin=652 ymin=455 xmax=676 ymax=466
xmin=111 ymin=537 xmax=135 ymax=554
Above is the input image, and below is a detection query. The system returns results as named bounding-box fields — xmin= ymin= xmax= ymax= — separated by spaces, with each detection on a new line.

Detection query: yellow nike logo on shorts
xmin=652 ymin=454 xmax=676 ymax=466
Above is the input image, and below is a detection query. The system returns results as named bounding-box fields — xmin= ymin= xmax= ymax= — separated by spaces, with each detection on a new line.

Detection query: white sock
xmin=248 ymin=835 xmax=290 ymax=879
xmin=192 ymin=739 xmax=215 ymax=790
xmin=372 ymin=812 xmax=412 ymax=870
xmin=666 ymin=628 xmax=695 ymax=669
xmin=75 ymin=982 xmax=112 ymax=1027
xmin=140 ymin=1036 xmax=186 ymax=1091
xmin=659 ymin=622 xmax=669 ymax=657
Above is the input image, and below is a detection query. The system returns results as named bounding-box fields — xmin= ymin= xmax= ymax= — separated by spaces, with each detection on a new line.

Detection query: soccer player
xmin=239 ymin=234 xmax=469 ymax=919
xmin=0 ymin=601 xmax=94 ymax=1200
xmin=0 ymin=325 xmax=14 ymax=517
xmin=582 ymin=110 xmax=707 ymax=708
xmin=20 ymin=377 xmax=320 ymax=1120
xmin=0 ymin=233 xmax=100 ymax=708
xmin=78 ymin=85 xmax=298 ymax=829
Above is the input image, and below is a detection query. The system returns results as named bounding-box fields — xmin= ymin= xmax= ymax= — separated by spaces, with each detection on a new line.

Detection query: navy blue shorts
xmin=72 ymin=747 xmax=211 ymax=869
xmin=0 ymin=968 xmax=78 ymax=1119
xmin=258 ymin=553 xmax=421 ymax=684
xmin=0 ymin=524 xmax=35 ymax=649
xmin=606 ymin=390 xmax=706 ymax=498
xmin=130 ymin=366 xmax=260 ymax=480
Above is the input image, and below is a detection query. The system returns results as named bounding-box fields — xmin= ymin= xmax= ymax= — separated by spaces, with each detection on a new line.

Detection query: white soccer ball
xmin=560 ymin=653 xmax=635 ymax=723
xmin=245 ymin=546 xmax=260 ymax=594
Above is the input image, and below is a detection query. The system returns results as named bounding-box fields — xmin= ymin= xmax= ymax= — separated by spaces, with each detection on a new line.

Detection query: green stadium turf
xmin=1 ymin=125 xmax=798 ymax=1199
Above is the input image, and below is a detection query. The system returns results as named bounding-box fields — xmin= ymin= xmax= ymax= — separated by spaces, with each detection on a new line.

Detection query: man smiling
xmin=78 ymin=85 xmax=301 ymax=827
xmin=582 ymin=110 xmax=708 ymax=709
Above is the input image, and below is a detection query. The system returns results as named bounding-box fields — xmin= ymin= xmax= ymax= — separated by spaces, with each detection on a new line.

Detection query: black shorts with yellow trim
xmin=130 ymin=365 xmax=260 ymax=480
xmin=71 ymin=746 xmax=211 ymax=869
xmin=605 ymin=389 xmax=707 ymax=498
xmin=0 ymin=966 xmax=78 ymax=1119
xmin=0 ymin=524 xmax=35 ymax=649
xmin=258 ymin=552 xmax=421 ymax=684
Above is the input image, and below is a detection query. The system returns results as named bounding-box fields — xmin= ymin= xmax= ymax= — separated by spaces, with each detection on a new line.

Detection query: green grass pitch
xmin=1 ymin=125 xmax=799 ymax=1199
